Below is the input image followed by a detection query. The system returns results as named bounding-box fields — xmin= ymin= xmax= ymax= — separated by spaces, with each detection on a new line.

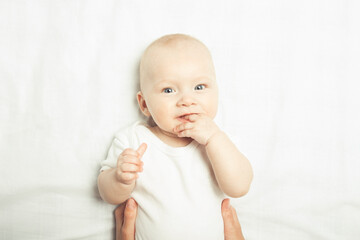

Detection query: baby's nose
xmin=177 ymin=95 xmax=196 ymax=107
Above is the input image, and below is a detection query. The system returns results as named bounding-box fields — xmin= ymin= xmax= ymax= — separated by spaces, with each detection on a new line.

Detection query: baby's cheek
xmin=151 ymin=107 xmax=166 ymax=121
xmin=154 ymin=110 xmax=175 ymax=130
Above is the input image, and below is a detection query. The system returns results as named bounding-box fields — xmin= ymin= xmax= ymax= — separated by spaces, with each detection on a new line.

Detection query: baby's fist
xmin=116 ymin=143 xmax=147 ymax=185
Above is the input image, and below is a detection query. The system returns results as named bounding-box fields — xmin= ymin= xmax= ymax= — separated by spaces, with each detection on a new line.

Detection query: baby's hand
xmin=116 ymin=143 xmax=147 ymax=185
xmin=173 ymin=114 xmax=221 ymax=145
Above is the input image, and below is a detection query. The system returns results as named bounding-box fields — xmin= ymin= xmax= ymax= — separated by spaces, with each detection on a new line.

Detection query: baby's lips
xmin=179 ymin=112 xmax=197 ymax=118
xmin=176 ymin=116 xmax=191 ymax=123
xmin=183 ymin=114 xmax=191 ymax=120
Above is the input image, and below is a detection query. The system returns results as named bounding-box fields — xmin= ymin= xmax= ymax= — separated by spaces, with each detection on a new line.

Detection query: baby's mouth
xmin=177 ymin=114 xmax=193 ymax=123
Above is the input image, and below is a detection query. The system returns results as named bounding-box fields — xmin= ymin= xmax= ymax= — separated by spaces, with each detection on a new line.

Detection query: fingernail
xmin=127 ymin=198 xmax=136 ymax=209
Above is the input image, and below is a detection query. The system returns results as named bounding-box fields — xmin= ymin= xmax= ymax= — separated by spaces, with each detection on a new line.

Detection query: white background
xmin=1 ymin=0 xmax=359 ymax=239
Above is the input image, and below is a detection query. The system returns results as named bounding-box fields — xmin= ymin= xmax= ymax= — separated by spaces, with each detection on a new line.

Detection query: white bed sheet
xmin=1 ymin=0 xmax=359 ymax=239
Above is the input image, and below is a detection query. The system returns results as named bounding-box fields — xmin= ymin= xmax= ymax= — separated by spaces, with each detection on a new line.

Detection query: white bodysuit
xmin=101 ymin=121 xmax=225 ymax=240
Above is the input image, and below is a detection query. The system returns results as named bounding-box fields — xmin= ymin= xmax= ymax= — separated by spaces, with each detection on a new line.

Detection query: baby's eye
xmin=194 ymin=84 xmax=206 ymax=91
xmin=163 ymin=88 xmax=174 ymax=93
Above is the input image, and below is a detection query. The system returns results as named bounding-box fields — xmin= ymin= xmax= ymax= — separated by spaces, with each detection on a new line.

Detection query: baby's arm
xmin=174 ymin=115 xmax=253 ymax=198
xmin=98 ymin=143 xmax=147 ymax=205
xmin=205 ymin=130 xmax=253 ymax=197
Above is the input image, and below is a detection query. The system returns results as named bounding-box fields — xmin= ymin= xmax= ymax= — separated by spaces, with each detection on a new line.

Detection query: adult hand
xmin=221 ymin=198 xmax=245 ymax=240
xmin=115 ymin=198 xmax=245 ymax=240
xmin=115 ymin=198 xmax=138 ymax=240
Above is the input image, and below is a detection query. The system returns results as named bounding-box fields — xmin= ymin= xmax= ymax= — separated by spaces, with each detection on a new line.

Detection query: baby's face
xmin=138 ymin=40 xmax=218 ymax=136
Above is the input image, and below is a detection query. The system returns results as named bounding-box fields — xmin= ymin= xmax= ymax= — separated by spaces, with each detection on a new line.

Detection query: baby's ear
xmin=137 ymin=91 xmax=151 ymax=117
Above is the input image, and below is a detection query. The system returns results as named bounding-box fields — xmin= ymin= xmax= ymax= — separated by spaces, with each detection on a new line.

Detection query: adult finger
xmin=136 ymin=143 xmax=147 ymax=158
xmin=115 ymin=202 xmax=126 ymax=240
xmin=121 ymin=198 xmax=138 ymax=240
xmin=221 ymin=199 xmax=245 ymax=240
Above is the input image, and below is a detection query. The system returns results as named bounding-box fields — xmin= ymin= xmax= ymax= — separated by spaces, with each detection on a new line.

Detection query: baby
xmin=98 ymin=34 xmax=253 ymax=240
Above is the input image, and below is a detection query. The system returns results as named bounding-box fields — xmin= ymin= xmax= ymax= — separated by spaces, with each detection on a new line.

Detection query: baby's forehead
xmin=140 ymin=34 xmax=214 ymax=88
xmin=145 ymin=35 xmax=209 ymax=57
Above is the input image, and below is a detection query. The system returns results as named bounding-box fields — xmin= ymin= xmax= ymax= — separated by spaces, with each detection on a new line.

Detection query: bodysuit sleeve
xmin=100 ymin=130 xmax=130 ymax=172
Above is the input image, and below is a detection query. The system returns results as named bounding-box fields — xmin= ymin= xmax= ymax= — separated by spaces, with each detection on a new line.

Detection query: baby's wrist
xmin=205 ymin=130 xmax=224 ymax=147
xmin=119 ymin=177 xmax=137 ymax=186
xmin=113 ymin=168 xmax=135 ymax=186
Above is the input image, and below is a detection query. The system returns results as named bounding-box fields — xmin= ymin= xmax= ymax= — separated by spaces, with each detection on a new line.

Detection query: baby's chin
xmin=150 ymin=125 xmax=177 ymax=138
xmin=149 ymin=125 xmax=193 ymax=147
